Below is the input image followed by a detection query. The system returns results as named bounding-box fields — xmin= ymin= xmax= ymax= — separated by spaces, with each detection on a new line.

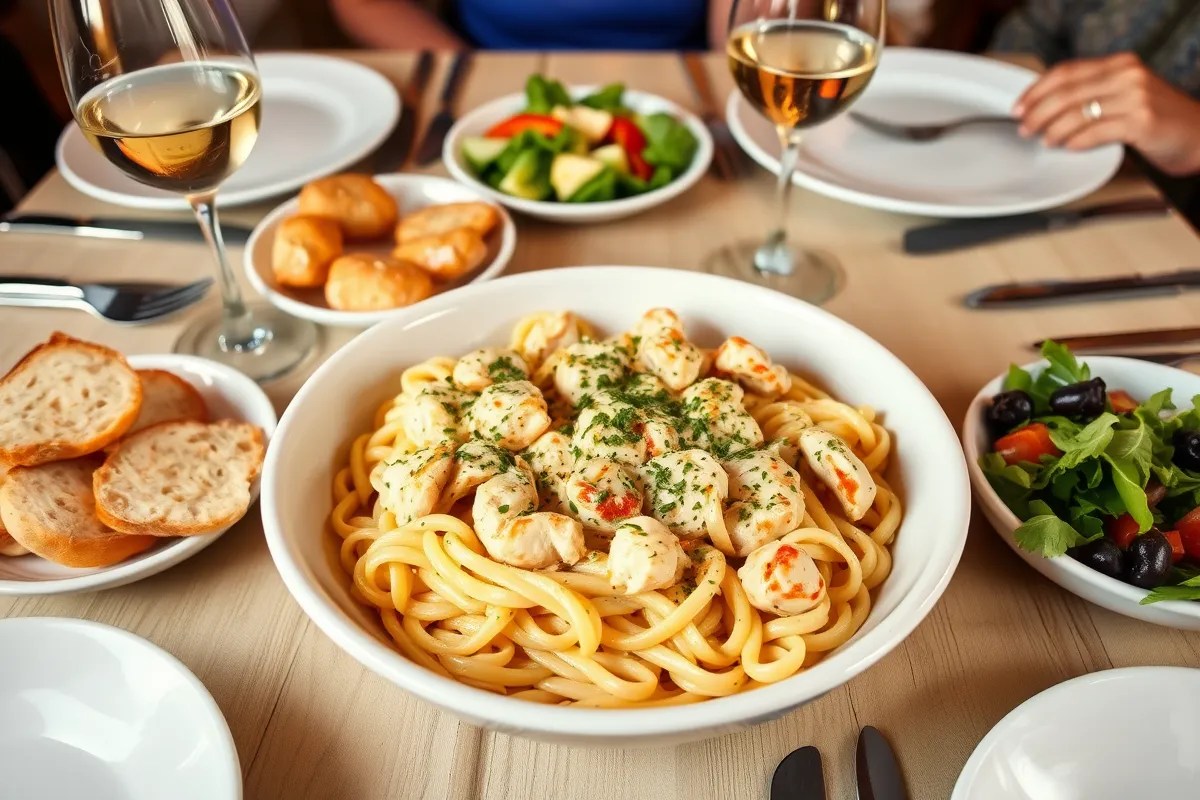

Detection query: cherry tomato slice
xmin=486 ymin=114 xmax=564 ymax=139
xmin=994 ymin=423 xmax=1061 ymax=466
xmin=1109 ymin=390 xmax=1139 ymax=414
xmin=1107 ymin=513 xmax=1141 ymax=550
xmin=1163 ymin=530 xmax=1186 ymax=563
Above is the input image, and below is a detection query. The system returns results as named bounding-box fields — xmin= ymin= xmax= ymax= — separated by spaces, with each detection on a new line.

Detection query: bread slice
xmin=0 ymin=458 xmax=157 ymax=567
xmin=94 ymin=420 xmax=265 ymax=536
xmin=125 ymin=370 xmax=209 ymax=437
xmin=0 ymin=332 xmax=142 ymax=467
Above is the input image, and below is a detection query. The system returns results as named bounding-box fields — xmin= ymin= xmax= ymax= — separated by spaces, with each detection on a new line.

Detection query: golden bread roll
xmin=391 ymin=228 xmax=488 ymax=281
xmin=394 ymin=201 xmax=500 ymax=244
xmin=297 ymin=174 xmax=398 ymax=239
xmin=271 ymin=215 xmax=343 ymax=288
xmin=325 ymin=254 xmax=435 ymax=311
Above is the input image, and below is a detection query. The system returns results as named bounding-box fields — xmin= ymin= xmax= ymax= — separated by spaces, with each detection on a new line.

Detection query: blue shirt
xmin=455 ymin=0 xmax=710 ymax=50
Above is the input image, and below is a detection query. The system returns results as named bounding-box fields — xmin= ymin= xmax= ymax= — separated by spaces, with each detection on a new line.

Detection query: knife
xmin=0 ymin=214 xmax=252 ymax=245
xmin=904 ymin=197 xmax=1170 ymax=255
xmin=966 ymin=269 xmax=1200 ymax=309
xmin=375 ymin=50 xmax=435 ymax=172
xmin=414 ymin=51 xmax=473 ymax=167
xmin=771 ymin=746 xmax=825 ymax=800
xmin=857 ymin=726 xmax=908 ymax=800
xmin=1034 ymin=326 xmax=1200 ymax=352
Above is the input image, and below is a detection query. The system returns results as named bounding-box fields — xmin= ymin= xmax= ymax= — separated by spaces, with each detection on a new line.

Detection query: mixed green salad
xmin=979 ymin=341 xmax=1200 ymax=604
xmin=460 ymin=75 xmax=700 ymax=203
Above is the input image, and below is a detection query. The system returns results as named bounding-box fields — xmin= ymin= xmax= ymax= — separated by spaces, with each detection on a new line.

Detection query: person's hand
xmin=1013 ymin=52 xmax=1200 ymax=176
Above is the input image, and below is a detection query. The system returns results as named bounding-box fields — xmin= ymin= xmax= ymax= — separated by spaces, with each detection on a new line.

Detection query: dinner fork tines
xmin=0 ymin=276 xmax=213 ymax=324
xmin=850 ymin=111 xmax=1019 ymax=142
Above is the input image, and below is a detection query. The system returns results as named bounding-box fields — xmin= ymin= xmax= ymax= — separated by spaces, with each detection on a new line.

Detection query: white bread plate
xmin=244 ymin=174 xmax=517 ymax=329
xmin=0 ymin=353 xmax=277 ymax=596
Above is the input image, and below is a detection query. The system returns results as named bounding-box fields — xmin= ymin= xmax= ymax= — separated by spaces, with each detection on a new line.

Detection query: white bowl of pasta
xmin=262 ymin=266 xmax=969 ymax=745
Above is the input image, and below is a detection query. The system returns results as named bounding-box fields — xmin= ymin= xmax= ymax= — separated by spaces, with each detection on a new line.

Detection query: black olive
xmin=1123 ymin=531 xmax=1173 ymax=589
xmin=985 ymin=390 xmax=1034 ymax=436
xmin=1048 ymin=377 xmax=1107 ymax=420
xmin=1068 ymin=538 xmax=1124 ymax=580
xmin=1173 ymin=429 xmax=1200 ymax=472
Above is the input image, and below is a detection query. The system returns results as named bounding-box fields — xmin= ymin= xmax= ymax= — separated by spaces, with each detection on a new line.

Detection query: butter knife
xmin=966 ymin=269 xmax=1200 ymax=309
xmin=375 ymin=50 xmax=435 ymax=172
xmin=857 ymin=726 xmax=908 ymax=800
xmin=771 ymin=746 xmax=825 ymax=800
xmin=414 ymin=51 xmax=473 ymax=167
xmin=0 ymin=214 xmax=252 ymax=245
xmin=904 ymin=197 xmax=1170 ymax=255
xmin=1034 ymin=326 xmax=1200 ymax=351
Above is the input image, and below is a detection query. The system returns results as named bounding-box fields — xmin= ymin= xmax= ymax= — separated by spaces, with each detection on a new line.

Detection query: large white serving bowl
xmin=963 ymin=356 xmax=1200 ymax=630
xmin=443 ymin=88 xmax=712 ymax=224
xmin=262 ymin=266 xmax=970 ymax=745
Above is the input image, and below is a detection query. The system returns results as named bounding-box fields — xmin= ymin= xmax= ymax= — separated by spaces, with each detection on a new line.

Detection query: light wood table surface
xmin=4 ymin=51 xmax=1200 ymax=800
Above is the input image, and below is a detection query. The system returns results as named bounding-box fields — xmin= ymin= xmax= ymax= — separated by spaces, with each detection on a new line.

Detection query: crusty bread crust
xmin=394 ymin=201 xmax=499 ymax=244
xmin=0 ymin=332 xmax=142 ymax=467
xmin=94 ymin=420 xmax=265 ymax=536
xmin=126 ymin=370 xmax=209 ymax=436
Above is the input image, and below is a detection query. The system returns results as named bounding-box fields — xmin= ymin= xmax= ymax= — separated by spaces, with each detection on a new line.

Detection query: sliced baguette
xmin=0 ymin=332 xmax=142 ymax=467
xmin=125 ymin=370 xmax=209 ymax=437
xmin=94 ymin=420 xmax=265 ymax=536
xmin=0 ymin=458 xmax=156 ymax=567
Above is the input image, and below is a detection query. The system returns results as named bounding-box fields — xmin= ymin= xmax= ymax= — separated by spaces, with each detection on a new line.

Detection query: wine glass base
xmin=700 ymin=240 xmax=845 ymax=305
xmin=174 ymin=303 xmax=318 ymax=383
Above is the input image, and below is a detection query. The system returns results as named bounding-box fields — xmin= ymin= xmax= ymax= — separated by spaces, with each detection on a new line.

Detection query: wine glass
xmin=49 ymin=0 xmax=316 ymax=381
xmin=708 ymin=0 xmax=886 ymax=304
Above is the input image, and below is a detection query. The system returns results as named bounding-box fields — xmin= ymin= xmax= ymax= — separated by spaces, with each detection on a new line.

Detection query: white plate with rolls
xmin=244 ymin=173 xmax=517 ymax=329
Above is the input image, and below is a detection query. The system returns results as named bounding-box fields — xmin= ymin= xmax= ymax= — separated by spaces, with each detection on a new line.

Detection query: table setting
xmin=4 ymin=0 xmax=1200 ymax=797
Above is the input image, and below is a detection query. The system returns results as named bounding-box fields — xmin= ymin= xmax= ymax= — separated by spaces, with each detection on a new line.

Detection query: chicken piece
xmin=523 ymin=431 xmax=575 ymax=513
xmin=679 ymin=378 xmax=763 ymax=452
xmin=444 ymin=441 xmax=530 ymax=507
xmin=713 ymin=336 xmax=791 ymax=399
xmin=630 ymin=308 xmax=684 ymax=341
xmin=797 ymin=429 xmax=877 ymax=521
xmin=472 ymin=470 xmax=584 ymax=568
xmin=623 ymin=372 xmax=671 ymax=400
xmin=373 ymin=443 xmax=457 ymax=524
xmin=722 ymin=450 xmax=805 ymax=557
xmin=608 ymin=516 xmax=688 ymax=595
xmin=639 ymin=449 xmax=728 ymax=538
xmin=572 ymin=399 xmax=680 ymax=467
xmin=514 ymin=311 xmax=586 ymax=369
xmin=466 ymin=380 xmax=551 ymax=451
xmin=397 ymin=383 xmax=473 ymax=447
xmin=565 ymin=457 xmax=643 ymax=531
xmin=452 ymin=348 xmax=529 ymax=393
xmin=738 ymin=540 xmax=825 ymax=616
xmin=553 ymin=341 xmax=631 ymax=407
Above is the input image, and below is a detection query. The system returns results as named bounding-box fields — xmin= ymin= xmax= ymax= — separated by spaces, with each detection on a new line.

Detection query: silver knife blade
xmin=966 ymin=269 xmax=1200 ymax=309
xmin=414 ymin=52 xmax=473 ymax=166
xmin=1033 ymin=326 xmax=1200 ymax=351
xmin=375 ymin=51 xmax=435 ymax=172
xmin=771 ymin=746 xmax=825 ymax=800
xmin=0 ymin=214 xmax=252 ymax=245
xmin=857 ymin=727 xmax=908 ymax=800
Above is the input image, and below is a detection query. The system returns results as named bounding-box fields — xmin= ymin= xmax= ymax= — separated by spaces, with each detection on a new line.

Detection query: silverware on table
xmin=0 ymin=214 xmax=252 ymax=245
xmin=0 ymin=276 xmax=213 ymax=324
xmin=374 ymin=50 xmax=435 ymax=172
xmin=856 ymin=726 xmax=909 ymax=800
xmin=851 ymin=111 xmax=1018 ymax=142
xmin=414 ymin=52 xmax=473 ymax=167
xmin=1064 ymin=350 xmax=1200 ymax=367
xmin=904 ymin=198 xmax=1170 ymax=255
xmin=965 ymin=269 xmax=1200 ymax=309
xmin=1034 ymin=326 xmax=1200 ymax=352
xmin=680 ymin=52 xmax=745 ymax=180
xmin=771 ymin=745 xmax=825 ymax=800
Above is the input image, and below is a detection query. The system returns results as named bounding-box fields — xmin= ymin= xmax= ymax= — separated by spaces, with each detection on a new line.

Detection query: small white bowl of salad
xmin=443 ymin=74 xmax=713 ymax=223
xmin=964 ymin=342 xmax=1200 ymax=630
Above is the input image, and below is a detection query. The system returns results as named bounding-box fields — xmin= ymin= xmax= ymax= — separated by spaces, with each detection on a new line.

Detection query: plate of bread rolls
xmin=244 ymin=173 xmax=516 ymax=328
xmin=0 ymin=334 xmax=276 ymax=595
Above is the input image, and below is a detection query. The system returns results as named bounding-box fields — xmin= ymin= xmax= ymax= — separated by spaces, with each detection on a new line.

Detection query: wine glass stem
xmin=757 ymin=138 xmax=802 ymax=277
xmin=188 ymin=191 xmax=270 ymax=353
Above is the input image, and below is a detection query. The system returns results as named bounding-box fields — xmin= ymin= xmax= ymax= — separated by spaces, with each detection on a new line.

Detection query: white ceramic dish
xmin=953 ymin=666 xmax=1200 ymax=799
xmin=0 ymin=617 xmax=241 ymax=800
xmin=963 ymin=356 xmax=1200 ymax=630
xmin=57 ymin=54 xmax=399 ymax=211
xmin=244 ymin=174 xmax=516 ymax=329
xmin=261 ymin=265 xmax=970 ymax=745
xmin=0 ymin=354 xmax=277 ymax=596
xmin=726 ymin=48 xmax=1122 ymax=218
xmin=443 ymin=87 xmax=713 ymax=224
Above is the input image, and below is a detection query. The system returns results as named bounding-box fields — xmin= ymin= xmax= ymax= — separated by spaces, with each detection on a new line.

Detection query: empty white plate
xmin=0 ymin=618 xmax=240 ymax=800
xmin=56 ymin=53 xmax=399 ymax=210
xmin=953 ymin=667 xmax=1200 ymax=799
xmin=726 ymin=48 xmax=1123 ymax=218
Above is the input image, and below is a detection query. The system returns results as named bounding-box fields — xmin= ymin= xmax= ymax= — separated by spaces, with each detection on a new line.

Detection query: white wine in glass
xmin=51 ymin=0 xmax=316 ymax=381
xmin=709 ymin=0 xmax=884 ymax=304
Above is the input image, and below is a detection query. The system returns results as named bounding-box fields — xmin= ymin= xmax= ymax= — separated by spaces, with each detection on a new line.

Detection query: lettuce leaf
xmin=525 ymin=74 xmax=572 ymax=114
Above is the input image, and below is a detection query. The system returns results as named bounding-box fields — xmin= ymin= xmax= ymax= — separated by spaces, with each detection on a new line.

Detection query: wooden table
xmin=4 ymin=52 xmax=1200 ymax=800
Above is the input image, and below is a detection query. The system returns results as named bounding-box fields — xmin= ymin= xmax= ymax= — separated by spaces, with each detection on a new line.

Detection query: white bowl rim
xmin=242 ymin=173 xmax=517 ymax=328
xmin=963 ymin=355 xmax=1200 ymax=620
xmin=262 ymin=264 xmax=971 ymax=737
xmin=951 ymin=665 xmax=1200 ymax=799
xmin=442 ymin=86 xmax=714 ymax=216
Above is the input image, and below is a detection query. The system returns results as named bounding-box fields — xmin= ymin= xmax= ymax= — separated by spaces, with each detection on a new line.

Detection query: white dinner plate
xmin=56 ymin=53 xmax=400 ymax=211
xmin=0 ymin=354 xmax=277 ymax=596
xmin=726 ymin=48 xmax=1123 ymax=218
xmin=0 ymin=617 xmax=241 ymax=800
xmin=953 ymin=667 xmax=1200 ymax=799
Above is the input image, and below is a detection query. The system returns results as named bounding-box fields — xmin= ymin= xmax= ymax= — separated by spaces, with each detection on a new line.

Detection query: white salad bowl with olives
xmin=964 ymin=346 xmax=1200 ymax=630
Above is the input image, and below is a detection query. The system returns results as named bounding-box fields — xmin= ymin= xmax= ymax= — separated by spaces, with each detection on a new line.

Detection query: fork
xmin=0 ymin=276 xmax=213 ymax=324
xmin=681 ymin=53 xmax=747 ymax=180
xmin=850 ymin=112 xmax=1019 ymax=142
